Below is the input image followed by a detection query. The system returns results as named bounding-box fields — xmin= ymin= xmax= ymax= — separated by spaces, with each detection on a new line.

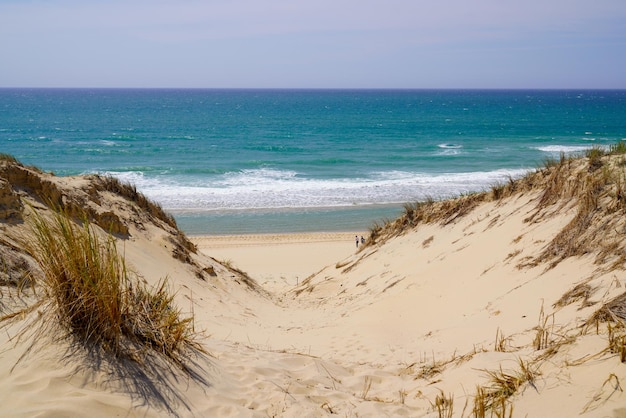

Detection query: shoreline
xmin=173 ymin=204 xmax=403 ymax=236
xmin=189 ymin=230 xmax=366 ymax=245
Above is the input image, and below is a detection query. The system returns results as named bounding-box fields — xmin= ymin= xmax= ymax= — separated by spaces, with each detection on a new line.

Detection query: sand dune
xmin=1 ymin=153 xmax=626 ymax=417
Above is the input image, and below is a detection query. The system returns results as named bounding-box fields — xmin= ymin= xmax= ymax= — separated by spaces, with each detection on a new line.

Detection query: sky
xmin=1 ymin=0 xmax=625 ymax=89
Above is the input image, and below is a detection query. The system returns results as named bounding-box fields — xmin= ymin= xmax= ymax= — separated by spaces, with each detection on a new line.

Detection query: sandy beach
xmin=192 ymin=232 xmax=364 ymax=290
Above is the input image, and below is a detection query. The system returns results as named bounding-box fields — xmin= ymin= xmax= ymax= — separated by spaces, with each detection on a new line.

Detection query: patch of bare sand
xmin=192 ymin=232 xmax=364 ymax=292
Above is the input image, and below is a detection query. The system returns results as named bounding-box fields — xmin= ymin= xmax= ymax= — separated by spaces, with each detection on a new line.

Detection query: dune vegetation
xmin=21 ymin=208 xmax=201 ymax=368
xmin=368 ymin=143 xmax=626 ymax=274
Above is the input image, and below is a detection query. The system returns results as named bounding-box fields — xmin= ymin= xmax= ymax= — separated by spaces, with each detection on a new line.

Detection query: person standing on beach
xmin=355 ymin=235 xmax=359 ymax=248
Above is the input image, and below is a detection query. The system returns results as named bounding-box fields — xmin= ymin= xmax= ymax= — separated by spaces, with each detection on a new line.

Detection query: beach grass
xmin=21 ymin=207 xmax=199 ymax=368
xmin=432 ymin=389 xmax=454 ymax=418
xmin=472 ymin=358 xmax=536 ymax=417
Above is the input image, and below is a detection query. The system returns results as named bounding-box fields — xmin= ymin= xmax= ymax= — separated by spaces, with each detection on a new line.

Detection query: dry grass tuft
xmin=532 ymin=152 xmax=576 ymax=212
xmin=586 ymin=292 xmax=626 ymax=327
xmin=367 ymin=221 xmax=384 ymax=245
xmin=583 ymin=293 xmax=626 ymax=363
xmin=365 ymin=194 xmax=486 ymax=247
xmin=553 ymin=282 xmax=595 ymax=309
xmin=415 ymin=360 xmax=444 ymax=380
xmin=473 ymin=385 xmax=514 ymax=418
xmin=473 ymin=358 xmax=536 ymax=417
xmin=432 ymin=389 xmax=454 ymax=418
xmin=124 ymin=278 xmax=197 ymax=364
xmin=96 ymin=175 xmax=178 ymax=229
xmin=586 ymin=146 xmax=606 ymax=172
xmin=12 ymin=208 xmax=201 ymax=369
xmin=607 ymin=322 xmax=626 ymax=363
xmin=494 ymin=328 xmax=509 ymax=352
xmin=533 ymin=303 xmax=555 ymax=351
xmin=524 ymin=145 xmax=626 ymax=270
xmin=26 ymin=209 xmax=128 ymax=353
xmin=438 ymin=193 xmax=486 ymax=226
xmin=610 ymin=141 xmax=626 ymax=155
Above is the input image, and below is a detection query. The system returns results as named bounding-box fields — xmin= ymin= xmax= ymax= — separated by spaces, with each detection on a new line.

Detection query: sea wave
xmin=534 ymin=145 xmax=594 ymax=154
xmin=436 ymin=143 xmax=464 ymax=156
xmin=103 ymin=167 xmax=531 ymax=212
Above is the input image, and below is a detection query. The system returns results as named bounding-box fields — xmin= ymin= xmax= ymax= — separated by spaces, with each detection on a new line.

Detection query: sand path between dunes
xmin=191 ymin=232 xmax=365 ymax=292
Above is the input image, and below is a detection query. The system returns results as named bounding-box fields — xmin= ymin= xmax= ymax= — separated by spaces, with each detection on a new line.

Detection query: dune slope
xmin=1 ymin=150 xmax=626 ymax=417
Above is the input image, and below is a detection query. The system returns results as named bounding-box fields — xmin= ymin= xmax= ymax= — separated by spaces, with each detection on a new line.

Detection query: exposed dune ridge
xmin=1 ymin=149 xmax=626 ymax=417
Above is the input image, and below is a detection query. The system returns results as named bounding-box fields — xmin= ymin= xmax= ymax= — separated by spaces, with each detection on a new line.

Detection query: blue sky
xmin=1 ymin=0 xmax=625 ymax=88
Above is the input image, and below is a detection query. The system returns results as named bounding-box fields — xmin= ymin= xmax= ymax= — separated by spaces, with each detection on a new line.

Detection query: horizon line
xmin=2 ymin=86 xmax=626 ymax=91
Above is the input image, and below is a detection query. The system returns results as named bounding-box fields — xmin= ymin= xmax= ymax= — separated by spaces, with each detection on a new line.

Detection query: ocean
xmin=1 ymin=89 xmax=625 ymax=234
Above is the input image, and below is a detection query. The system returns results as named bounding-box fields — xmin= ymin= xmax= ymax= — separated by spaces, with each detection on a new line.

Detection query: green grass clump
xmin=23 ymin=208 xmax=199 ymax=366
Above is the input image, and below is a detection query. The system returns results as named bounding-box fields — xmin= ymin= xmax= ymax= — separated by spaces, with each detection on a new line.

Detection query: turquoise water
xmin=2 ymin=89 xmax=625 ymax=234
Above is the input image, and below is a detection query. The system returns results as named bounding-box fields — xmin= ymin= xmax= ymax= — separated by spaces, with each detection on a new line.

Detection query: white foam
xmin=534 ymin=145 xmax=593 ymax=153
xmin=214 ymin=168 xmax=299 ymax=188
xmin=103 ymin=167 xmax=531 ymax=212
xmin=436 ymin=143 xmax=464 ymax=156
